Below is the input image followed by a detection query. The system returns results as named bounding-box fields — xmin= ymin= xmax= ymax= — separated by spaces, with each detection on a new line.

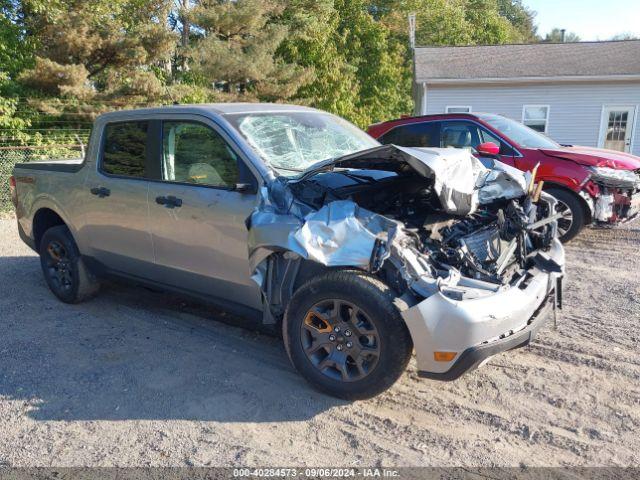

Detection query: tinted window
xmin=378 ymin=122 xmax=440 ymax=147
xmin=162 ymin=121 xmax=239 ymax=187
xmin=102 ymin=121 xmax=148 ymax=177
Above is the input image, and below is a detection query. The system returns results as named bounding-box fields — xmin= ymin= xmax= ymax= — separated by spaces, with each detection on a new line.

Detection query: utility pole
xmin=408 ymin=13 xmax=416 ymax=50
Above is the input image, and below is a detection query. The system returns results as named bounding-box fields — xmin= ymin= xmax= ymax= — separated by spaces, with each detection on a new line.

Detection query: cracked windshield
xmin=226 ymin=112 xmax=379 ymax=176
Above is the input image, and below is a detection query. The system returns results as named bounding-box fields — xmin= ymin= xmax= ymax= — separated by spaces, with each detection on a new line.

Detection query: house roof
xmin=414 ymin=40 xmax=640 ymax=84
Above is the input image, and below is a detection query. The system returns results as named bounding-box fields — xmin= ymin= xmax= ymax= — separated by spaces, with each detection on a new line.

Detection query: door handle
xmin=90 ymin=187 xmax=110 ymax=198
xmin=155 ymin=195 xmax=182 ymax=208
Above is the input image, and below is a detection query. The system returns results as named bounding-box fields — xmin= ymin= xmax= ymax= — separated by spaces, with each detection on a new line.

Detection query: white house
xmin=413 ymin=40 xmax=640 ymax=155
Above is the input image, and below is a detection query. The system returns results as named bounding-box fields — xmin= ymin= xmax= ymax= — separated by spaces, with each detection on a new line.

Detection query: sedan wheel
xmin=545 ymin=187 xmax=586 ymax=242
xmin=554 ymin=199 xmax=574 ymax=239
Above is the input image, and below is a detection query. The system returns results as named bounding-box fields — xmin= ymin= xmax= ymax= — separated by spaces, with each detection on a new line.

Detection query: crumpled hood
xmin=300 ymin=145 xmax=529 ymax=216
xmin=539 ymin=146 xmax=640 ymax=170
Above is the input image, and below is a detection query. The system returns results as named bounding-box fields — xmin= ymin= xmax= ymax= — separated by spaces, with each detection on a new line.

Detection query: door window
xmin=162 ymin=121 xmax=239 ymax=187
xmin=102 ymin=121 xmax=148 ymax=178
xmin=378 ymin=122 xmax=440 ymax=147
xmin=440 ymin=121 xmax=512 ymax=155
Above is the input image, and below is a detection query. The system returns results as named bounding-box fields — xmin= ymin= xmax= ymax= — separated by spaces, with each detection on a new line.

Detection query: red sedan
xmin=368 ymin=113 xmax=640 ymax=241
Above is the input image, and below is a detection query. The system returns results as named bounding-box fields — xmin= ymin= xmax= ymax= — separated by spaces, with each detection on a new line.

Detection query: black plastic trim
xmin=17 ymin=221 xmax=37 ymax=252
xmin=14 ymin=161 xmax=84 ymax=173
xmin=81 ymin=255 xmax=264 ymax=323
xmin=418 ymin=291 xmax=555 ymax=381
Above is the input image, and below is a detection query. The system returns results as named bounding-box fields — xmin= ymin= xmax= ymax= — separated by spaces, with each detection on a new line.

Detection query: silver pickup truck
xmin=11 ymin=104 xmax=565 ymax=399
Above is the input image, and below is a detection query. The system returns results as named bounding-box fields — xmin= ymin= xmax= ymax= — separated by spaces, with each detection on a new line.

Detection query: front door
xmin=600 ymin=106 xmax=636 ymax=153
xmin=147 ymin=118 xmax=262 ymax=311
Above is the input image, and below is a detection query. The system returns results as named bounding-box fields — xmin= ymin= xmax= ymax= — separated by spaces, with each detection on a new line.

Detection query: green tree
xmin=280 ymin=0 xmax=412 ymax=126
xmin=0 ymin=0 xmax=35 ymax=80
xmin=371 ymin=0 xmax=528 ymax=46
xmin=333 ymin=0 xmax=411 ymax=125
xmin=278 ymin=0 xmax=361 ymax=119
xmin=188 ymin=0 xmax=313 ymax=102
xmin=496 ymin=0 xmax=538 ymax=42
xmin=18 ymin=0 xmax=175 ymax=110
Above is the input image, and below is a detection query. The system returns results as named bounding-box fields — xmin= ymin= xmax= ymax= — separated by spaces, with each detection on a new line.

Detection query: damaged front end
xmin=586 ymin=167 xmax=640 ymax=223
xmin=247 ymin=145 xmax=565 ymax=379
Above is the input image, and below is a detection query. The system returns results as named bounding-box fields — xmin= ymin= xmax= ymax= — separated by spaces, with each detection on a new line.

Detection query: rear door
xmin=146 ymin=116 xmax=262 ymax=310
xmin=83 ymin=120 xmax=154 ymax=276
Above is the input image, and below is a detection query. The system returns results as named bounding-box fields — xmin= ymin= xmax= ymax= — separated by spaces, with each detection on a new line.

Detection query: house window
xmin=445 ymin=106 xmax=472 ymax=113
xmin=522 ymin=105 xmax=550 ymax=133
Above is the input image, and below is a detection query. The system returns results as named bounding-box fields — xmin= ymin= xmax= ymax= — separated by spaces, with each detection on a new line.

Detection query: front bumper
xmin=402 ymin=238 xmax=564 ymax=379
xmin=418 ymin=288 xmax=557 ymax=380
xmin=619 ymin=192 xmax=640 ymax=223
xmin=592 ymin=184 xmax=640 ymax=224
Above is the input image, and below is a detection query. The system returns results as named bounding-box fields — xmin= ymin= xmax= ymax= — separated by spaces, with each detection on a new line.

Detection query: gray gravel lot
xmin=0 ymin=217 xmax=639 ymax=467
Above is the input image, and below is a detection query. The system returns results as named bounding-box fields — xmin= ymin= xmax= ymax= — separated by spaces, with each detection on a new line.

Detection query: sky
xmin=524 ymin=0 xmax=640 ymax=41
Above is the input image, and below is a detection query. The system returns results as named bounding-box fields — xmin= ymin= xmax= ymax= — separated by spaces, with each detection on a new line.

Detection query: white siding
xmin=422 ymin=82 xmax=640 ymax=156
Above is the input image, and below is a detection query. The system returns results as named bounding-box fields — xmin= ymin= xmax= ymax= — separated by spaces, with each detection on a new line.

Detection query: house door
xmin=599 ymin=106 xmax=636 ymax=152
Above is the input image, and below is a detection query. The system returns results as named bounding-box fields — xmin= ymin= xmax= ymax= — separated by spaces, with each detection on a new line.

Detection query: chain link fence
xmin=0 ymin=145 xmax=83 ymax=212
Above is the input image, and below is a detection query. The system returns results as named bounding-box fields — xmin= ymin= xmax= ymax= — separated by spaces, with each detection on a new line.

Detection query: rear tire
xmin=39 ymin=225 xmax=100 ymax=303
xmin=546 ymin=187 xmax=586 ymax=242
xmin=283 ymin=270 xmax=413 ymax=400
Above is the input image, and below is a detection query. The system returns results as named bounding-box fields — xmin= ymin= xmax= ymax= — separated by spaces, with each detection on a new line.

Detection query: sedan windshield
xmin=225 ymin=111 xmax=379 ymax=176
xmin=478 ymin=113 xmax=560 ymax=149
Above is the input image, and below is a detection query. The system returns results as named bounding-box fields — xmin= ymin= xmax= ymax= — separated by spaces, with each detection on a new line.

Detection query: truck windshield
xmin=225 ymin=111 xmax=379 ymax=176
xmin=478 ymin=114 xmax=560 ymax=149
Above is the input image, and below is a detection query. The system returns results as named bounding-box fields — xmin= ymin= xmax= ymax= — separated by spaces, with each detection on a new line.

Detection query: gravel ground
xmin=0 ymin=217 xmax=638 ymax=467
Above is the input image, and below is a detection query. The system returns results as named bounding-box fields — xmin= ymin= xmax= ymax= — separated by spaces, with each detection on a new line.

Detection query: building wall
xmin=421 ymin=82 xmax=640 ymax=156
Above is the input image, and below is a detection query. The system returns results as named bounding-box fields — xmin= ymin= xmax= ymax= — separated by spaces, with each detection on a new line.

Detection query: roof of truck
xmin=96 ymin=103 xmax=321 ymax=121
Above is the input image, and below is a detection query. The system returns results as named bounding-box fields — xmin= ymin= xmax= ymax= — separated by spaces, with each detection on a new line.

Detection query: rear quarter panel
xmin=14 ymin=161 xmax=89 ymax=249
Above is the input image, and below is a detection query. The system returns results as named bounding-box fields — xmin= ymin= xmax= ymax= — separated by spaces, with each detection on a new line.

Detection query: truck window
xmin=378 ymin=122 xmax=440 ymax=147
xmin=102 ymin=121 xmax=148 ymax=178
xmin=162 ymin=121 xmax=239 ymax=188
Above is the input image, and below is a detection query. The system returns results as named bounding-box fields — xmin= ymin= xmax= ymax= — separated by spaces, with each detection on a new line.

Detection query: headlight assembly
xmin=589 ymin=167 xmax=638 ymax=188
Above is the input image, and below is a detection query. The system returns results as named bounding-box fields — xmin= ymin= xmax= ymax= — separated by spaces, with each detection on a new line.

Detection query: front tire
xmin=546 ymin=187 xmax=586 ymax=242
xmin=39 ymin=225 xmax=100 ymax=303
xmin=283 ymin=270 xmax=413 ymax=400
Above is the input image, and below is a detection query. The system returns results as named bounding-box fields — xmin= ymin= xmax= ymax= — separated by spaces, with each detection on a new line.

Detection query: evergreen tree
xmin=188 ymin=0 xmax=313 ymax=102
xmin=18 ymin=0 xmax=175 ymax=113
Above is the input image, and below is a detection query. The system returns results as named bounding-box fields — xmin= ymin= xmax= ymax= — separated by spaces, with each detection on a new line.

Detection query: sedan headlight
xmin=589 ymin=167 xmax=638 ymax=188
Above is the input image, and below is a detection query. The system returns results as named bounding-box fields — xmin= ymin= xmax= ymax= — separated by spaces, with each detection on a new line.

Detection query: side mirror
xmin=234 ymin=182 xmax=256 ymax=194
xmin=477 ymin=142 xmax=500 ymax=157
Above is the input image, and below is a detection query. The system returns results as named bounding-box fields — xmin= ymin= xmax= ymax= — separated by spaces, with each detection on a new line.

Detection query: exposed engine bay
xmin=247 ymin=145 xmax=562 ymax=316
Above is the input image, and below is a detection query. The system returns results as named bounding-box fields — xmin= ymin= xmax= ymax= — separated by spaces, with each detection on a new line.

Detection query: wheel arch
xmin=543 ymin=181 xmax=593 ymax=224
xmin=33 ymin=208 xmax=70 ymax=251
xmin=260 ymin=252 xmax=380 ymax=325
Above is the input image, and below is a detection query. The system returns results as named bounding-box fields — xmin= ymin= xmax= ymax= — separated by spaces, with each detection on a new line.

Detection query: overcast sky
xmin=525 ymin=0 xmax=640 ymax=41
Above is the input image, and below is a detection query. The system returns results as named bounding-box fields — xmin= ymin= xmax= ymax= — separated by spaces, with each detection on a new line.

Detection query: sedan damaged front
xmin=246 ymin=142 xmax=565 ymax=385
